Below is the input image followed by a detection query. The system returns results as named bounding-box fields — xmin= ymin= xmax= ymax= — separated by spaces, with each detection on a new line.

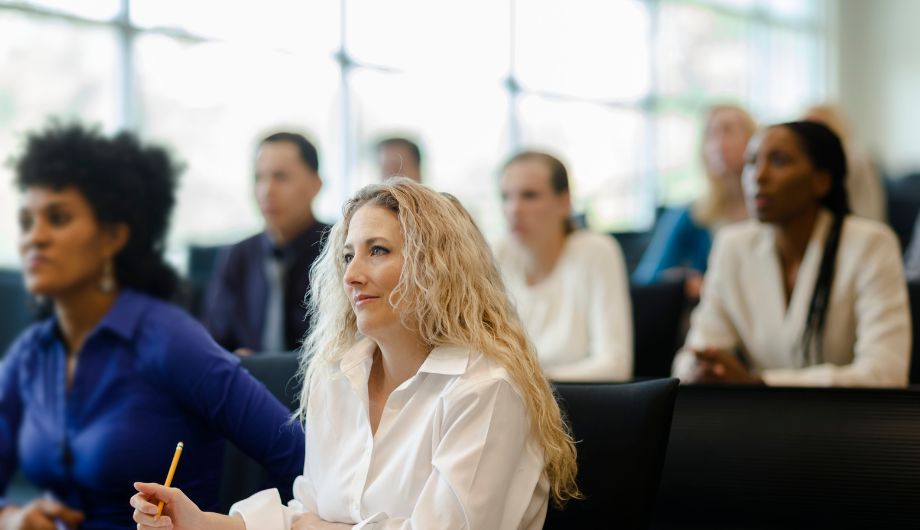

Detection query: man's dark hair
xmin=376 ymin=137 xmax=422 ymax=167
xmin=261 ymin=132 xmax=320 ymax=173
xmin=15 ymin=122 xmax=183 ymax=300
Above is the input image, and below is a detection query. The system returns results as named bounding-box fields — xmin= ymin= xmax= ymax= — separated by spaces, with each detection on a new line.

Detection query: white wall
xmin=837 ymin=0 xmax=920 ymax=177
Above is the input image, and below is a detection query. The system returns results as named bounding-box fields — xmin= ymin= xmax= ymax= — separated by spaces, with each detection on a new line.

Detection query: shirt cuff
xmin=671 ymin=349 xmax=695 ymax=380
xmin=352 ymin=511 xmax=389 ymax=529
xmin=229 ymin=488 xmax=290 ymax=530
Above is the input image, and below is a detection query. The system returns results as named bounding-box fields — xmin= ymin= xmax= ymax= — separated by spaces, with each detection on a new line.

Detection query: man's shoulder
xmin=226 ymin=232 xmax=268 ymax=255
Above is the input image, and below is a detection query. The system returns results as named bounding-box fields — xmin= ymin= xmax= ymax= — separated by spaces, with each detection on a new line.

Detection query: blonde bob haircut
xmin=298 ymin=177 xmax=580 ymax=506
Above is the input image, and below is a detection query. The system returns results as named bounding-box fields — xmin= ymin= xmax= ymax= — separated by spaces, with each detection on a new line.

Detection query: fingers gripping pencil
xmin=155 ymin=442 xmax=184 ymax=520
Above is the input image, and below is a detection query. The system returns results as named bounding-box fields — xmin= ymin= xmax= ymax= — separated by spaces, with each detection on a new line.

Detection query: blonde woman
xmin=130 ymin=178 xmax=580 ymax=529
xmin=634 ymin=104 xmax=756 ymax=294
xmin=802 ymin=103 xmax=886 ymax=222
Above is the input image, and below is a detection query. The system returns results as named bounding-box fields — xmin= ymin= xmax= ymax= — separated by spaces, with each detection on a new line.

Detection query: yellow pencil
xmin=155 ymin=441 xmax=184 ymax=520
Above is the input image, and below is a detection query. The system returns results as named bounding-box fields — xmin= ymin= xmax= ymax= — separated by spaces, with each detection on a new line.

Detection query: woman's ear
xmin=813 ymin=169 xmax=832 ymax=201
xmin=101 ymin=222 xmax=131 ymax=259
xmin=558 ymin=190 xmax=572 ymax=218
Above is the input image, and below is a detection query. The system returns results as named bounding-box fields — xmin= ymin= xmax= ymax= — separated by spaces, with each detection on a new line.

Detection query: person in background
xmin=204 ymin=132 xmax=330 ymax=354
xmin=633 ymin=104 xmax=756 ymax=296
xmin=902 ymin=213 xmax=920 ymax=281
xmin=803 ymin=103 xmax=886 ymax=222
xmin=376 ymin=137 xmax=423 ymax=183
xmin=130 ymin=178 xmax=579 ymax=529
xmin=0 ymin=123 xmax=304 ymax=530
xmin=673 ymin=121 xmax=909 ymax=388
xmin=494 ymin=151 xmax=632 ymax=382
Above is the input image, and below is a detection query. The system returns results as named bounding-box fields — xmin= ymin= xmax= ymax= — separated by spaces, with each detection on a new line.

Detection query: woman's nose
xmin=21 ymin=218 xmax=49 ymax=248
xmin=343 ymin=257 xmax=365 ymax=286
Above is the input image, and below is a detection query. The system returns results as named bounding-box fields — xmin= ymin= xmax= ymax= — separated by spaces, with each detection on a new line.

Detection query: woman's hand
xmin=130 ymin=482 xmax=201 ymax=530
xmin=130 ymin=483 xmax=244 ymax=530
xmin=0 ymin=499 xmax=84 ymax=530
xmin=293 ymin=512 xmax=353 ymax=530
xmin=687 ymin=348 xmax=764 ymax=385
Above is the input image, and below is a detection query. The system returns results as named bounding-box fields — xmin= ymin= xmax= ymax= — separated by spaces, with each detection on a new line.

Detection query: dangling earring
xmin=99 ymin=260 xmax=116 ymax=293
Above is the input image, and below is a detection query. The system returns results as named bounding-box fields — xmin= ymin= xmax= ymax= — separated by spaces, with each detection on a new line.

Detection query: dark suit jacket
xmin=203 ymin=221 xmax=330 ymax=352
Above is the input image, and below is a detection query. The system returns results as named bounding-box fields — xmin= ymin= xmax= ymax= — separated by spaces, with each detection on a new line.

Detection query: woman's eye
xmin=342 ymin=253 xmax=353 ymax=265
xmin=18 ymin=213 xmax=32 ymax=233
xmin=371 ymin=246 xmax=388 ymax=256
xmin=48 ymin=211 xmax=71 ymax=226
xmin=769 ymin=153 xmax=789 ymax=166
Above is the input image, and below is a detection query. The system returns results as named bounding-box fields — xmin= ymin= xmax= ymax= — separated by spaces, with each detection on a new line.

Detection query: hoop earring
xmin=99 ymin=260 xmax=116 ymax=293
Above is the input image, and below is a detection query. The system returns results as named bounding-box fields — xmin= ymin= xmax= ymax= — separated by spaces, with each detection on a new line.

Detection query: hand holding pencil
xmin=130 ymin=441 xmax=197 ymax=529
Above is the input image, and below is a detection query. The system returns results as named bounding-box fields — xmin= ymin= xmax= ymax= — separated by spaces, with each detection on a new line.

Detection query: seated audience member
xmin=494 ymin=151 xmax=632 ymax=382
xmin=803 ymin=103 xmax=886 ymax=222
xmin=673 ymin=121 xmax=910 ymax=387
xmin=376 ymin=137 xmax=423 ymax=183
xmin=204 ymin=132 xmax=330 ymax=354
xmin=131 ymin=178 xmax=580 ymax=529
xmin=634 ymin=104 xmax=755 ymax=294
xmin=0 ymin=124 xmax=304 ymax=529
xmin=903 ymin=213 xmax=920 ymax=281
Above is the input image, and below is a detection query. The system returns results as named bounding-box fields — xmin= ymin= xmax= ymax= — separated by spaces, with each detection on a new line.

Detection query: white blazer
xmin=673 ymin=209 xmax=910 ymax=387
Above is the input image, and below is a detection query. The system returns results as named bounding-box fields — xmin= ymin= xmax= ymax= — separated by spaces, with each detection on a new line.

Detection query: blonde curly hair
xmin=297 ymin=177 xmax=580 ymax=506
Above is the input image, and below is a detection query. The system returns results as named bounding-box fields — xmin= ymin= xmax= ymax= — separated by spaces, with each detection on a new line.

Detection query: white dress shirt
xmin=673 ymin=209 xmax=910 ymax=387
xmin=495 ymin=230 xmax=633 ymax=381
xmin=230 ymin=339 xmax=549 ymax=529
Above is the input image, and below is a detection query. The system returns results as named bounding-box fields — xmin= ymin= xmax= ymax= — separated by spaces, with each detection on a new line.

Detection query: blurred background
xmin=0 ymin=0 xmax=917 ymax=269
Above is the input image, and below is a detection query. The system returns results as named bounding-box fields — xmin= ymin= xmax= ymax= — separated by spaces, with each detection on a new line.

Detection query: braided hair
xmin=778 ymin=121 xmax=850 ymax=365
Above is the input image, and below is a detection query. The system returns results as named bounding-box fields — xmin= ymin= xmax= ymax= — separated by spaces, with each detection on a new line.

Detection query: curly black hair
xmin=14 ymin=122 xmax=183 ymax=300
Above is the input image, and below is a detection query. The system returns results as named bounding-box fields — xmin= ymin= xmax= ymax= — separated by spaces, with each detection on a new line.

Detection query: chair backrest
xmin=0 ymin=269 xmax=32 ymax=356
xmin=219 ymin=352 xmax=301 ymax=512
xmin=631 ymin=280 xmax=687 ymax=378
xmin=653 ymin=385 xmax=920 ymax=529
xmin=611 ymin=231 xmax=655 ymax=275
xmin=908 ymin=280 xmax=920 ymax=385
xmin=544 ymin=379 xmax=679 ymax=530
xmin=885 ymin=173 xmax=920 ymax=251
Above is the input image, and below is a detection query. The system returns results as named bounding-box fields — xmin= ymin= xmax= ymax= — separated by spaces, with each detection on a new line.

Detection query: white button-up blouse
xmin=230 ymin=339 xmax=549 ymax=529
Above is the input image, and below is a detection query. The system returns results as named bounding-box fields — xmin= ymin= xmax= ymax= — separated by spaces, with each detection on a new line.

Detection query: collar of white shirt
xmin=339 ymin=338 xmax=472 ymax=379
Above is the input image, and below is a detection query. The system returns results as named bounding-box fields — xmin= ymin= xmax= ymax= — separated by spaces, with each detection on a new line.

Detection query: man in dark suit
xmin=204 ymin=132 xmax=330 ymax=354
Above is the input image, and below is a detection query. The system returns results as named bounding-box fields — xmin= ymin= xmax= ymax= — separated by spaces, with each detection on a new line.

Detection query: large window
xmin=0 ymin=0 xmax=828 ymax=266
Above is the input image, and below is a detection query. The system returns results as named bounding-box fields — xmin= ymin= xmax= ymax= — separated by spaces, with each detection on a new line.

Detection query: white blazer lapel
xmin=780 ymin=209 xmax=833 ymax=361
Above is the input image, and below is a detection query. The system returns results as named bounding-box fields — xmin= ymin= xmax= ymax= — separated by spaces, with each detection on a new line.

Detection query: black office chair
xmin=631 ymin=279 xmax=687 ymax=378
xmin=219 ymin=352 xmax=301 ymax=512
xmin=654 ymin=385 xmax=920 ymax=529
xmin=611 ymin=231 xmax=655 ymax=275
xmin=886 ymin=174 xmax=920 ymax=249
xmin=907 ymin=281 xmax=920 ymax=385
xmin=545 ymin=379 xmax=679 ymax=530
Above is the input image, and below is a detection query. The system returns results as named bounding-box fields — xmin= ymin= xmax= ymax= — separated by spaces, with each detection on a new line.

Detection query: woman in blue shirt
xmin=634 ymin=104 xmax=756 ymax=294
xmin=0 ymin=124 xmax=304 ymax=530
